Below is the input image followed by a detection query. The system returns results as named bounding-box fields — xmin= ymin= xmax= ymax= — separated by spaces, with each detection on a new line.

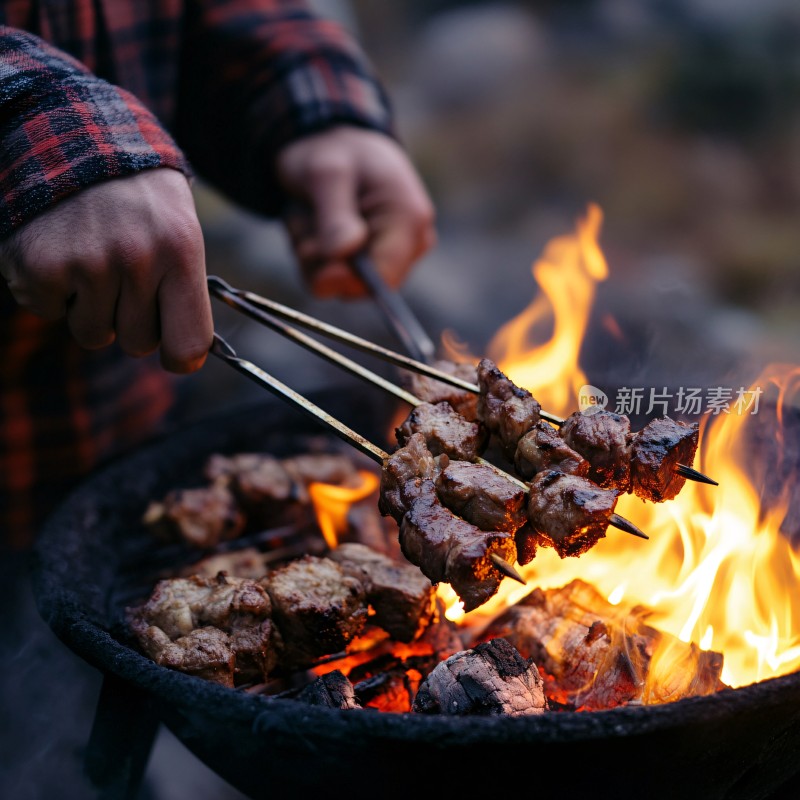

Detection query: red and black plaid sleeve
xmin=0 ymin=27 xmax=189 ymax=238
xmin=175 ymin=0 xmax=394 ymax=215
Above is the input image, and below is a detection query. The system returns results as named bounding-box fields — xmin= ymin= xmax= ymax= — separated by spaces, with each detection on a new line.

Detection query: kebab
xmin=205 ymin=307 xmax=650 ymax=611
xmin=473 ymin=358 xmax=711 ymax=503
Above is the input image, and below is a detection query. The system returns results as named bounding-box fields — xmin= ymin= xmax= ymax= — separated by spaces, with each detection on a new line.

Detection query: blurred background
xmin=193 ymin=0 xmax=800 ymax=425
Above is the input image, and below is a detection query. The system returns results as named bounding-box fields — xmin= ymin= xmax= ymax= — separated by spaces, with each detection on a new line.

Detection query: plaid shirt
xmin=0 ymin=1 xmax=392 ymax=547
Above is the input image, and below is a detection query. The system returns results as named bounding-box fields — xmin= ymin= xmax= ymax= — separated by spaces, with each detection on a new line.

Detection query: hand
xmin=0 ymin=169 xmax=213 ymax=373
xmin=276 ymin=126 xmax=436 ymax=298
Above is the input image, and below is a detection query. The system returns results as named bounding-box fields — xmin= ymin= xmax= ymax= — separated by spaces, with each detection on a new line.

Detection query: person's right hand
xmin=0 ymin=168 xmax=212 ymax=373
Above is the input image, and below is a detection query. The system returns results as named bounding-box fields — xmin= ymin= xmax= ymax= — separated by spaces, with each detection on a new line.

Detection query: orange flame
xmin=451 ymin=206 xmax=800 ymax=691
xmin=308 ymin=470 xmax=380 ymax=549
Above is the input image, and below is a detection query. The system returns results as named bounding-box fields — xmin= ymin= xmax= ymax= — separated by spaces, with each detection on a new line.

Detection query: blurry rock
xmin=412 ymin=4 xmax=550 ymax=109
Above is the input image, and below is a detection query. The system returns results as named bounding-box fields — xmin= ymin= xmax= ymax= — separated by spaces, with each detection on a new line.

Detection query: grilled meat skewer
xmin=379 ymin=433 xmax=518 ymax=612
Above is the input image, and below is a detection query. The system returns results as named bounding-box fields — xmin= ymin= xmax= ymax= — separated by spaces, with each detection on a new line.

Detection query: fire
xmin=448 ymin=206 xmax=800 ymax=691
xmin=308 ymin=470 xmax=380 ymax=549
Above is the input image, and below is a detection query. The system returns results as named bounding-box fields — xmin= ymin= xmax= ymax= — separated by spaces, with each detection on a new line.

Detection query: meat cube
xmin=559 ymin=411 xmax=632 ymax=491
xmin=527 ymin=470 xmax=619 ymax=558
xmin=396 ymin=401 xmax=488 ymax=461
xmin=403 ymin=359 xmax=479 ymax=420
xmin=127 ymin=573 xmax=279 ymax=684
xmin=378 ymin=433 xmax=447 ymax=523
xmin=134 ymin=626 xmax=236 ymax=686
xmin=142 ymin=482 xmax=245 ymax=549
xmin=399 ymin=487 xmax=517 ymax=613
xmin=436 ymin=461 xmax=526 ymax=533
xmin=262 ymin=556 xmax=368 ymax=668
xmin=477 ymin=359 xmax=541 ymax=460
xmin=631 ymin=416 xmax=700 ymax=502
xmin=515 ymin=420 xmax=590 ymax=480
xmin=329 ymin=543 xmax=436 ymax=643
xmin=179 ymin=547 xmax=268 ymax=580
xmin=412 ymin=638 xmax=547 ymax=716
xmin=281 ymin=454 xmax=359 ymax=502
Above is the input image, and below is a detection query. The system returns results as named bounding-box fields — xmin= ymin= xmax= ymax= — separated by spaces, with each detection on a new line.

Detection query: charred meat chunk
xmin=178 ymin=547 xmax=268 ymax=580
xmin=380 ymin=434 xmax=517 ymax=612
xmin=329 ymin=543 xmax=436 ymax=643
xmin=281 ymin=454 xmax=360 ymax=501
xmin=515 ymin=420 xmax=590 ymax=480
xmin=396 ymin=401 xmax=488 ymax=461
xmin=436 ymin=461 xmax=526 ymax=533
xmin=477 ymin=359 xmax=541 ymax=460
xmin=559 ymin=410 xmax=633 ymax=490
xmin=262 ymin=556 xmax=368 ymax=668
xmin=378 ymin=432 xmax=447 ymax=523
xmin=526 ymin=470 xmax=619 ymax=558
xmin=142 ymin=482 xmax=245 ymax=549
xmin=403 ymin=359 xmax=479 ymax=420
xmin=412 ymin=638 xmax=547 ymax=716
xmin=127 ymin=574 xmax=278 ymax=685
xmin=631 ymin=417 xmax=700 ymax=502
xmin=483 ymin=580 xmax=724 ymax=710
xmin=399 ymin=486 xmax=516 ymax=613
xmin=135 ymin=626 xmax=235 ymax=685
xmin=206 ymin=452 xmax=359 ymax=526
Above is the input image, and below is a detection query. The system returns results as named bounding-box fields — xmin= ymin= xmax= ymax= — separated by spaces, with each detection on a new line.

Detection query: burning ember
xmin=442 ymin=205 xmax=800 ymax=691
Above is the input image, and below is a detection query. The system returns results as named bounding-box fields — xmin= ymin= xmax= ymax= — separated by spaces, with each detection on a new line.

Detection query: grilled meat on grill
xmin=127 ymin=573 xmax=279 ymax=686
xmin=403 ymin=359 xmax=479 ymax=420
xmin=436 ymin=460 xmax=527 ymax=533
xmin=525 ymin=470 xmax=619 ymax=558
xmin=515 ymin=420 xmax=590 ymax=480
xmin=329 ymin=543 xmax=436 ymax=642
xmin=396 ymin=401 xmax=488 ymax=461
xmin=559 ymin=411 xmax=633 ymax=491
xmin=142 ymin=481 xmax=245 ymax=549
xmin=262 ymin=555 xmax=368 ymax=669
xmin=477 ymin=359 xmax=541 ymax=460
xmin=412 ymin=638 xmax=547 ymax=716
xmin=631 ymin=416 xmax=700 ymax=502
xmin=206 ymin=452 xmax=359 ymax=524
xmin=483 ymin=580 xmax=724 ymax=710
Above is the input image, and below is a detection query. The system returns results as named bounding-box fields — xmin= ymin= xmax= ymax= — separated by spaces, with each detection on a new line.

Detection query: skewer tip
xmin=490 ymin=553 xmax=527 ymax=585
xmin=675 ymin=463 xmax=719 ymax=486
xmin=609 ymin=513 xmax=649 ymax=540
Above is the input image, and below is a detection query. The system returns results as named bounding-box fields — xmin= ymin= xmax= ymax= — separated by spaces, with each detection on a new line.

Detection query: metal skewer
xmin=209 ymin=293 xmax=648 ymax=542
xmin=208 ymin=333 xmax=525 ymax=583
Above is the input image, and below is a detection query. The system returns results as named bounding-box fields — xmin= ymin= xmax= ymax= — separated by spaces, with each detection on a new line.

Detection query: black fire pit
xmin=33 ymin=393 xmax=800 ymax=800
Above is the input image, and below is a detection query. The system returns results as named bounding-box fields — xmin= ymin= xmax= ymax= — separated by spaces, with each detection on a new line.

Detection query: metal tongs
xmin=351 ymin=253 xmax=437 ymax=365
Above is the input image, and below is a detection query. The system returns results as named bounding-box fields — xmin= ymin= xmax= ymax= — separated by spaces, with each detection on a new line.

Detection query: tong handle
xmin=352 ymin=253 xmax=437 ymax=365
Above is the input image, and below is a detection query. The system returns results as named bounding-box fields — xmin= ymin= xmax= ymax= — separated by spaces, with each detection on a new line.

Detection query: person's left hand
xmin=276 ymin=126 xmax=436 ymax=298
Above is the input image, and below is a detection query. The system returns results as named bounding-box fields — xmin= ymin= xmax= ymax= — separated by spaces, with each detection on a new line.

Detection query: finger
xmin=156 ymin=231 xmax=213 ymax=374
xmin=368 ymin=203 xmax=437 ymax=290
xmin=115 ymin=261 xmax=160 ymax=358
xmin=0 ymin=237 xmax=71 ymax=320
xmin=65 ymin=261 xmax=120 ymax=349
xmin=302 ymin=162 xmax=370 ymax=296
